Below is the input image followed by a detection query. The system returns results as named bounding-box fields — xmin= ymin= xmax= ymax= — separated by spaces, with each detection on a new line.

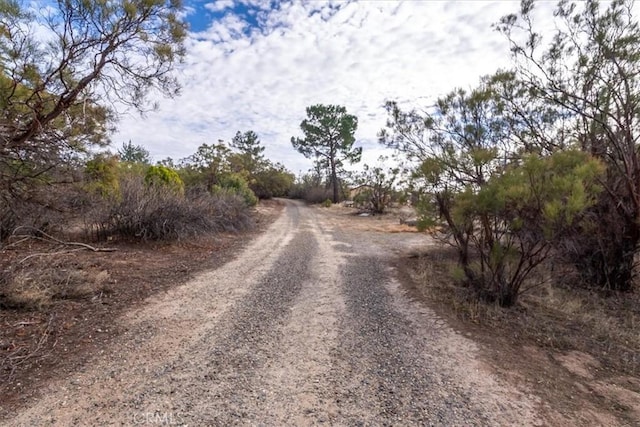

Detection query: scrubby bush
xmin=352 ymin=157 xmax=400 ymax=214
xmin=289 ymin=167 xmax=351 ymax=204
xmin=445 ymin=151 xmax=603 ymax=306
xmin=0 ymin=202 xmax=16 ymax=242
xmin=304 ymin=187 xmax=334 ymax=204
xmin=91 ymin=177 xmax=252 ymax=241
xmin=382 ymin=83 xmax=604 ymax=307
xmin=213 ymin=173 xmax=258 ymax=207
xmin=1 ymin=183 xmax=91 ymax=243
xmin=251 ymin=166 xmax=295 ymax=199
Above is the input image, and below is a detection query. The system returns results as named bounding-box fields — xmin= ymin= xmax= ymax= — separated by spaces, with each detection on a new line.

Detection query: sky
xmin=111 ymin=0 xmax=554 ymax=175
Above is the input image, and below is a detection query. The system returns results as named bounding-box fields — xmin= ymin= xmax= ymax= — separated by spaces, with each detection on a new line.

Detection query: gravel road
xmin=4 ymin=199 xmax=542 ymax=426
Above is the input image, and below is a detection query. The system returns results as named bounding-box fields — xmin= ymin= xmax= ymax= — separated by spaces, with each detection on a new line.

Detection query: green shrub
xmin=213 ymin=173 xmax=258 ymax=206
xmin=322 ymin=198 xmax=332 ymax=208
xmin=144 ymin=165 xmax=184 ymax=195
xmin=251 ymin=167 xmax=295 ymax=199
xmin=85 ymin=154 xmax=120 ymax=199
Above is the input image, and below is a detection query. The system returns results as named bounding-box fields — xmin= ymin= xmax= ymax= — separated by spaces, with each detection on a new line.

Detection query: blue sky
xmin=112 ymin=0 xmax=560 ymax=174
xmin=187 ymin=0 xmax=267 ymax=32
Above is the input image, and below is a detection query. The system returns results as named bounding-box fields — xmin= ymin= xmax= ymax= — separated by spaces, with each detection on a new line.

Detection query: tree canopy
xmin=291 ymin=104 xmax=361 ymax=203
xmin=118 ymin=141 xmax=151 ymax=164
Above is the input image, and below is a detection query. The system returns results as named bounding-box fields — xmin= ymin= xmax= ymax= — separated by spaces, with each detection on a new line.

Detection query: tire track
xmin=4 ymin=202 xmax=303 ymax=426
xmin=329 ymin=255 xmax=489 ymax=426
xmin=255 ymin=211 xmax=347 ymax=424
xmin=154 ymin=229 xmax=318 ymax=426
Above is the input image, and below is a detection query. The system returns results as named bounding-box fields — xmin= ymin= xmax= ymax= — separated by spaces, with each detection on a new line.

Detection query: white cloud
xmin=204 ymin=0 xmax=235 ymax=13
xmin=112 ymin=0 xmax=559 ymax=174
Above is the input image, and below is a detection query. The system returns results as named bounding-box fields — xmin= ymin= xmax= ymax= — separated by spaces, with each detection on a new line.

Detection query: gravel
xmin=4 ymin=200 xmax=541 ymax=426
xmin=331 ymin=255 xmax=488 ymax=426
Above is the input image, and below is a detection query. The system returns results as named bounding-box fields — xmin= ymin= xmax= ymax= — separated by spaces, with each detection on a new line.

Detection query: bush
xmin=91 ymin=177 xmax=253 ymax=241
xmin=322 ymin=198 xmax=332 ymax=208
xmin=85 ymin=154 xmax=120 ymax=199
xmin=0 ymin=201 xmax=16 ymax=242
xmin=1 ymin=184 xmax=88 ymax=243
xmin=428 ymin=151 xmax=603 ymax=307
xmin=297 ymin=186 xmax=333 ymax=204
xmin=213 ymin=173 xmax=258 ymax=207
xmin=144 ymin=165 xmax=184 ymax=195
xmin=353 ymin=158 xmax=400 ymax=213
xmin=251 ymin=167 xmax=295 ymax=199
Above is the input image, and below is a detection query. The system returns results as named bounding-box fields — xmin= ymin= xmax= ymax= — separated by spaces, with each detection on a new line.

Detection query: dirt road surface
xmin=3 ymin=199 xmax=542 ymax=426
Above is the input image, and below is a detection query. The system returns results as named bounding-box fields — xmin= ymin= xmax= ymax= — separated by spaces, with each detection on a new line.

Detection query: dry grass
xmin=399 ymin=245 xmax=640 ymax=425
xmin=0 ymin=200 xmax=284 ymax=416
xmin=324 ymin=203 xmax=422 ymax=233
xmin=0 ymin=254 xmax=114 ymax=310
xmin=408 ymin=248 xmax=640 ymax=374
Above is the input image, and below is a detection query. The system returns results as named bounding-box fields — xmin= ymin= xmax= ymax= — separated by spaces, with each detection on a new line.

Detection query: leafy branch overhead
xmin=0 ymin=0 xmax=186 ymax=201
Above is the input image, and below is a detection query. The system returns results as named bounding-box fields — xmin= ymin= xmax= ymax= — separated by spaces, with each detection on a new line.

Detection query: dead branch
xmin=18 ymin=247 xmax=86 ymax=264
xmin=0 ymin=236 xmax=31 ymax=251
xmin=4 ymin=315 xmax=54 ymax=382
xmin=11 ymin=226 xmax=117 ymax=253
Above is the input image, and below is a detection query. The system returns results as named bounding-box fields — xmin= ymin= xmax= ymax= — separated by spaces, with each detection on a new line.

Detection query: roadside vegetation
xmin=378 ymin=0 xmax=640 ymax=307
xmin=377 ymin=1 xmax=640 ymax=420
xmin=290 ymin=1 xmax=640 ymax=308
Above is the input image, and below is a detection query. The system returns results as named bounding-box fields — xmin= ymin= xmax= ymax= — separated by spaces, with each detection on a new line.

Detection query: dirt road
xmin=4 ymin=199 xmax=542 ymax=426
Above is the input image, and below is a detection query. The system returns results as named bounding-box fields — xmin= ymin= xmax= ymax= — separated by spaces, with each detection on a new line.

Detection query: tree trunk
xmin=330 ymin=160 xmax=338 ymax=203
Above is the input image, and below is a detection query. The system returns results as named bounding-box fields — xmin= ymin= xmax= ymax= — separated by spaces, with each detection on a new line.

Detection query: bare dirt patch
xmin=0 ymin=200 xmax=282 ymax=419
xmin=395 ymin=247 xmax=640 ymax=426
xmin=321 ymin=203 xmax=420 ymax=233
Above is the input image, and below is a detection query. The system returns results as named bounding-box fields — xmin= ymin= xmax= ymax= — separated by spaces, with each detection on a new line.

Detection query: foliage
xmin=288 ymin=168 xmax=348 ymax=204
xmin=381 ymin=83 xmax=604 ymax=306
xmin=212 ymin=173 xmax=258 ymax=207
xmin=457 ymin=151 xmax=603 ymax=306
xmin=178 ymin=133 xmax=293 ymax=201
xmin=227 ymin=130 xmax=294 ymax=198
xmin=0 ymin=0 xmax=186 ymax=207
xmin=144 ymin=165 xmax=184 ymax=195
xmin=251 ymin=164 xmax=295 ymax=199
xmin=496 ymin=0 xmax=640 ymax=290
xmin=85 ymin=154 xmax=120 ymax=199
xmin=353 ymin=156 xmax=400 ymax=213
xmin=178 ymin=142 xmax=231 ymax=189
xmin=291 ymin=104 xmax=361 ymax=203
xmin=118 ymin=141 xmax=151 ymax=165
xmin=92 ymin=177 xmax=252 ymax=241
xmin=229 ymin=130 xmax=266 ymax=176
xmin=322 ymin=199 xmax=332 ymax=208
